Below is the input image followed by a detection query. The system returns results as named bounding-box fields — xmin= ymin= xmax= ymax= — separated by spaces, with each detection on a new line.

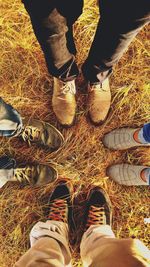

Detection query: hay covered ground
xmin=0 ymin=0 xmax=150 ymax=266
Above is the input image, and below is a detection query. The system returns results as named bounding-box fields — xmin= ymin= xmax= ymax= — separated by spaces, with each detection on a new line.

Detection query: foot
xmin=87 ymin=78 xmax=111 ymax=125
xmin=52 ymin=78 xmax=76 ymax=127
xmin=83 ymin=187 xmax=112 ymax=231
xmin=20 ymin=118 xmax=64 ymax=151
xmin=0 ymin=156 xmax=57 ymax=188
xmin=48 ymin=181 xmax=73 ymax=224
xmin=103 ymin=127 xmax=150 ymax=150
xmin=107 ymin=164 xmax=150 ymax=186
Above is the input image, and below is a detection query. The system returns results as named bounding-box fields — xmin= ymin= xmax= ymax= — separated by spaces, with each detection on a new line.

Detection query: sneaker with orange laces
xmin=84 ymin=187 xmax=112 ymax=231
xmin=47 ymin=181 xmax=73 ymax=225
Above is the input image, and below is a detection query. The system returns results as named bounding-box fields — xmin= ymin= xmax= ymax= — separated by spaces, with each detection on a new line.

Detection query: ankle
xmin=133 ymin=128 xmax=148 ymax=144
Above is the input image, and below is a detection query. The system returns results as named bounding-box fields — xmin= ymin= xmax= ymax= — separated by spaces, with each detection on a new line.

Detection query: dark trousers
xmin=22 ymin=0 xmax=150 ymax=83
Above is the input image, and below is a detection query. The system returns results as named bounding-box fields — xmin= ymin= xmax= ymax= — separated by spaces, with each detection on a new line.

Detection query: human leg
xmin=0 ymin=97 xmax=22 ymax=137
xmin=80 ymin=186 xmax=150 ymax=267
xmin=22 ymin=0 xmax=83 ymax=126
xmin=15 ymin=223 xmax=72 ymax=267
xmin=15 ymin=181 xmax=73 ymax=266
xmin=82 ymin=0 xmax=150 ymax=125
xmin=21 ymin=0 xmax=82 ymax=79
xmin=143 ymin=123 xmax=150 ymax=143
xmin=83 ymin=0 xmax=150 ymax=83
xmin=0 ymin=98 xmax=64 ymax=150
xmin=81 ymin=228 xmax=150 ymax=267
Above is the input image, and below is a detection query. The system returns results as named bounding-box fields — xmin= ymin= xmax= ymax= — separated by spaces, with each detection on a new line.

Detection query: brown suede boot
xmin=87 ymin=78 xmax=111 ymax=125
xmin=52 ymin=78 xmax=76 ymax=127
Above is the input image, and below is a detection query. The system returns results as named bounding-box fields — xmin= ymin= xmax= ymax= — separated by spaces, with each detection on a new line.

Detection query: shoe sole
xmin=87 ymin=107 xmax=112 ymax=127
xmin=56 ymin=113 xmax=76 ymax=129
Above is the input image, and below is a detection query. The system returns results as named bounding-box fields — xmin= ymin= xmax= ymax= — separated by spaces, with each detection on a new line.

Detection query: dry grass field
xmin=0 ymin=0 xmax=150 ymax=266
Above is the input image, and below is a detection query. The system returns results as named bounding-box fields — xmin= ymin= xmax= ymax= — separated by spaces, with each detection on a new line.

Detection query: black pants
xmin=22 ymin=0 xmax=150 ymax=83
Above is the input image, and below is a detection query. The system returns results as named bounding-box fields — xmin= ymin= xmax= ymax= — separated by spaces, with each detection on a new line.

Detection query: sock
xmin=140 ymin=168 xmax=150 ymax=185
xmin=133 ymin=128 xmax=148 ymax=144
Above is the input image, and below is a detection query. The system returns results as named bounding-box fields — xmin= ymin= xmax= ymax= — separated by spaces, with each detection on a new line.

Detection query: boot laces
xmin=89 ymin=83 xmax=106 ymax=92
xmin=86 ymin=206 xmax=106 ymax=229
xmin=48 ymin=199 xmax=68 ymax=223
xmin=14 ymin=166 xmax=34 ymax=184
xmin=21 ymin=126 xmax=41 ymax=145
xmin=61 ymin=81 xmax=76 ymax=95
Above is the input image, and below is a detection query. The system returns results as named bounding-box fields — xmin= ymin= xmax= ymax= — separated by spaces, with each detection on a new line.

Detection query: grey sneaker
xmin=20 ymin=118 xmax=64 ymax=151
xmin=107 ymin=164 xmax=149 ymax=186
xmin=103 ymin=128 xmax=150 ymax=150
xmin=0 ymin=156 xmax=58 ymax=188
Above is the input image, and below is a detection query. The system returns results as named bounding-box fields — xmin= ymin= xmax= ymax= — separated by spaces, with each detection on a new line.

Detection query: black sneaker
xmin=83 ymin=187 xmax=112 ymax=230
xmin=47 ymin=180 xmax=73 ymax=225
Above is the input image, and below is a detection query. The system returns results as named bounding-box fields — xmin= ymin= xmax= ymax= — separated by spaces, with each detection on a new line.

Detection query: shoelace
xmin=48 ymin=199 xmax=68 ymax=223
xmin=14 ymin=166 xmax=34 ymax=184
xmin=86 ymin=206 xmax=106 ymax=229
xmin=60 ymin=81 xmax=76 ymax=95
xmin=21 ymin=126 xmax=41 ymax=145
xmin=89 ymin=83 xmax=107 ymax=92
xmin=12 ymin=122 xmax=24 ymax=137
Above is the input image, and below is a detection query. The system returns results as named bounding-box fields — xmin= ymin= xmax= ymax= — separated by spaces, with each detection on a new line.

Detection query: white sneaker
xmin=103 ymin=128 xmax=150 ymax=150
xmin=107 ymin=164 xmax=149 ymax=186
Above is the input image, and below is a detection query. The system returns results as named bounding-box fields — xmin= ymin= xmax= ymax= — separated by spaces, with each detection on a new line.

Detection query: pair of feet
xmin=52 ymin=78 xmax=111 ymax=126
xmin=48 ymin=181 xmax=112 ymax=234
xmin=103 ymin=127 xmax=150 ymax=186
xmin=0 ymin=119 xmax=65 ymax=188
xmin=1 ymin=125 xmax=149 ymax=188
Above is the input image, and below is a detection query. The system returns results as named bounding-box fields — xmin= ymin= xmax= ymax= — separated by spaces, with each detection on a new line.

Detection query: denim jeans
xmin=143 ymin=123 xmax=150 ymax=143
xmin=0 ymin=156 xmax=16 ymax=188
xmin=0 ymin=98 xmax=22 ymax=137
xmin=22 ymin=0 xmax=150 ymax=84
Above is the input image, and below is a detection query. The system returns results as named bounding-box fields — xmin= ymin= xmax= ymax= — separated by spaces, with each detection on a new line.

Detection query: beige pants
xmin=15 ymin=220 xmax=150 ymax=267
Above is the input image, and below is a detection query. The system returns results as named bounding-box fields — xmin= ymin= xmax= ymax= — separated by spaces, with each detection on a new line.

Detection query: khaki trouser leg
xmin=80 ymin=225 xmax=150 ymax=267
xmin=15 ymin=220 xmax=72 ymax=267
